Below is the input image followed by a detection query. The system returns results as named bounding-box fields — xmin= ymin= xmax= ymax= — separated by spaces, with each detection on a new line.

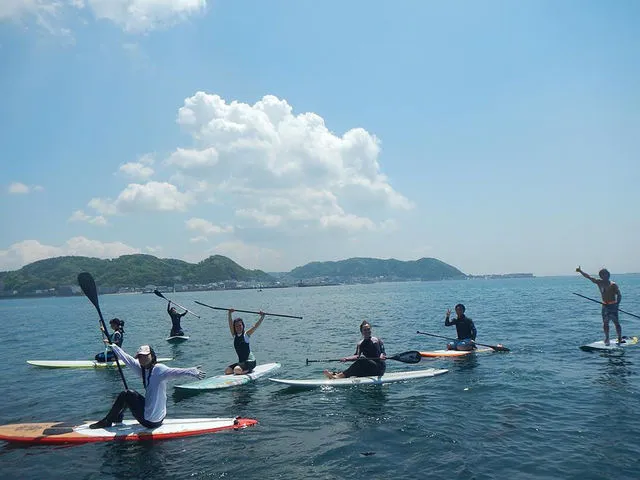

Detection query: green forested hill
xmin=0 ymin=254 xmax=273 ymax=295
xmin=288 ymin=257 xmax=466 ymax=281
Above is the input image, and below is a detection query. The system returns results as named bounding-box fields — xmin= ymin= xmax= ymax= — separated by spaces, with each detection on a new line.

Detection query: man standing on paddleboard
xmin=576 ymin=266 xmax=622 ymax=345
xmin=445 ymin=304 xmax=477 ymax=351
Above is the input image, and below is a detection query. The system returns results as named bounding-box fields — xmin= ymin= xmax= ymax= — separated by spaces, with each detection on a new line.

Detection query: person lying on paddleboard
xmin=95 ymin=318 xmax=125 ymax=362
xmin=225 ymin=308 xmax=265 ymax=375
xmin=576 ymin=266 xmax=622 ymax=345
xmin=90 ymin=344 xmax=205 ymax=429
xmin=167 ymin=302 xmax=188 ymax=337
xmin=323 ymin=321 xmax=386 ymax=379
xmin=445 ymin=304 xmax=477 ymax=351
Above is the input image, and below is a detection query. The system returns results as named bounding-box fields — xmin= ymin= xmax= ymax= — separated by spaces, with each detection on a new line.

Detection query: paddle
xmin=194 ymin=300 xmax=303 ymax=319
xmin=416 ymin=331 xmax=510 ymax=352
xmin=154 ymin=290 xmax=201 ymax=318
xmin=78 ymin=272 xmax=129 ymax=390
xmin=572 ymin=292 xmax=640 ymax=320
xmin=305 ymin=350 xmax=422 ymax=365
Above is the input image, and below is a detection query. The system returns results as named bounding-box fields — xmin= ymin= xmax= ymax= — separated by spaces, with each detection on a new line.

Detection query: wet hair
xmin=233 ymin=318 xmax=245 ymax=335
xmin=359 ymin=320 xmax=372 ymax=332
xmin=109 ymin=318 xmax=125 ymax=332
xmin=141 ymin=346 xmax=157 ymax=388
xmin=599 ymin=269 xmax=610 ymax=278
xmin=455 ymin=303 xmax=466 ymax=313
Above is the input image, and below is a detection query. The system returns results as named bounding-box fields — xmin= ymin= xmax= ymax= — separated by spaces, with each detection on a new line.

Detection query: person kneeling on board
xmin=225 ymin=308 xmax=265 ymax=375
xmin=90 ymin=344 xmax=205 ymax=429
xmin=445 ymin=304 xmax=477 ymax=351
xmin=95 ymin=318 xmax=125 ymax=362
xmin=323 ymin=321 xmax=386 ymax=379
xmin=167 ymin=302 xmax=188 ymax=337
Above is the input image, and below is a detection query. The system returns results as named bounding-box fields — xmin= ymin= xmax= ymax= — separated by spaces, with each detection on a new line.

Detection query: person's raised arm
xmin=576 ymin=266 xmax=598 ymax=283
xmin=246 ymin=311 xmax=265 ymax=336
xmin=228 ymin=308 xmax=235 ymax=336
xmin=444 ymin=308 xmax=454 ymax=326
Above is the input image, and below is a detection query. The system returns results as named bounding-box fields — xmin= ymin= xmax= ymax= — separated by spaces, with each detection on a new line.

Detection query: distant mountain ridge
xmin=0 ymin=254 xmax=273 ymax=295
xmin=288 ymin=257 xmax=466 ymax=281
xmin=0 ymin=255 xmax=466 ymax=296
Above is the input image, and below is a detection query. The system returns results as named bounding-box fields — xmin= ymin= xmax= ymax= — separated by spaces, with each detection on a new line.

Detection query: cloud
xmin=168 ymin=92 xmax=413 ymax=234
xmin=68 ymin=209 xmax=108 ymax=226
xmin=0 ymin=0 xmax=208 ymax=34
xmin=7 ymin=182 xmax=44 ymax=194
xmin=0 ymin=237 xmax=139 ymax=271
xmin=118 ymin=154 xmax=155 ymax=180
xmin=185 ymin=217 xmax=234 ymax=236
xmin=89 ymin=181 xmax=194 ymax=214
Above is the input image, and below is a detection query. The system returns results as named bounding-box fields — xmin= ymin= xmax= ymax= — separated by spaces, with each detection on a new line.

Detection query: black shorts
xmin=228 ymin=360 xmax=256 ymax=372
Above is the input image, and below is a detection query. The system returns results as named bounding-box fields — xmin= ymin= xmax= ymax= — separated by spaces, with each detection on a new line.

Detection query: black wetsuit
xmin=343 ymin=336 xmax=386 ymax=378
xmin=168 ymin=305 xmax=187 ymax=336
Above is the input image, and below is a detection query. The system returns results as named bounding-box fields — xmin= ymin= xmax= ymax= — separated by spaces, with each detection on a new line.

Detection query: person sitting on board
xmin=90 ymin=344 xmax=205 ymax=429
xmin=167 ymin=301 xmax=188 ymax=337
xmin=445 ymin=304 xmax=477 ymax=351
xmin=576 ymin=266 xmax=623 ymax=345
xmin=225 ymin=308 xmax=265 ymax=375
xmin=323 ymin=321 xmax=387 ymax=379
xmin=94 ymin=318 xmax=125 ymax=362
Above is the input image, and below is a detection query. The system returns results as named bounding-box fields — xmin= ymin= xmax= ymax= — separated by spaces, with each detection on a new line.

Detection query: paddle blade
xmin=154 ymin=289 xmax=166 ymax=300
xmin=390 ymin=351 xmax=422 ymax=364
xmin=78 ymin=272 xmax=101 ymax=313
xmin=489 ymin=344 xmax=510 ymax=352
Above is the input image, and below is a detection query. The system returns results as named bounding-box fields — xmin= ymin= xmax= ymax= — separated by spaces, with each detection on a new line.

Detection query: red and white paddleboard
xmin=0 ymin=417 xmax=257 ymax=444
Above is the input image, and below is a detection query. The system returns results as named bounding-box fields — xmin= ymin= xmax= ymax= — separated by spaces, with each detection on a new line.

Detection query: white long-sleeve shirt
xmin=111 ymin=345 xmax=200 ymax=422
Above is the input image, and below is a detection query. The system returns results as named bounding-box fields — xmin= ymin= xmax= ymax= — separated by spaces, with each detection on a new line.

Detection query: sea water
xmin=1 ymin=275 xmax=639 ymax=479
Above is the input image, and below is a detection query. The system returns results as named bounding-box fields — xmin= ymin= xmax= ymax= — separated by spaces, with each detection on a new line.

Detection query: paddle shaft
xmin=416 ymin=330 xmax=510 ymax=352
xmin=194 ymin=300 xmax=303 ymax=319
xmin=154 ymin=290 xmax=201 ymax=318
xmin=572 ymin=292 xmax=640 ymax=319
xmin=306 ymin=350 xmax=421 ymax=365
xmin=78 ymin=273 xmax=129 ymax=390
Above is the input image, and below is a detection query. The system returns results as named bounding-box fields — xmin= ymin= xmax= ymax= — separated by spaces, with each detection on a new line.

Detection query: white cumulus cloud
xmin=89 ymin=181 xmax=194 ymax=214
xmin=118 ymin=153 xmax=155 ymax=180
xmin=0 ymin=0 xmax=207 ymax=34
xmin=169 ymin=92 xmax=413 ymax=234
xmin=185 ymin=217 xmax=233 ymax=236
xmin=7 ymin=182 xmax=44 ymax=194
xmin=68 ymin=209 xmax=108 ymax=226
xmin=0 ymin=237 xmax=139 ymax=271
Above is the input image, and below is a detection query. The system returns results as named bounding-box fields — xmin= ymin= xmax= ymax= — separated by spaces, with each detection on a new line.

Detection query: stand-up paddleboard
xmin=269 ymin=368 xmax=448 ymax=388
xmin=27 ymin=358 xmax=174 ymax=369
xmin=175 ymin=363 xmax=281 ymax=391
xmin=166 ymin=336 xmax=190 ymax=343
xmin=420 ymin=347 xmax=493 ymax=358
xmin=0 ymin=417 xmax=257 ymax=445
xmin=580 ymin=336 xmax=639 ymax=352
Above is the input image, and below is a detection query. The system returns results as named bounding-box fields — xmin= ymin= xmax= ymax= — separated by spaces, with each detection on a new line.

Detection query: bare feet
xmin=323 ymin=369 xmax=336 ymax=379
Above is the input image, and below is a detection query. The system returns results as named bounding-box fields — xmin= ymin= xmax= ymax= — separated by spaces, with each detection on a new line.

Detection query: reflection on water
xmin=100 ymin=441 xmax=170 ymax=479
xmin=596 ymin=354 xmax=634 ymax=390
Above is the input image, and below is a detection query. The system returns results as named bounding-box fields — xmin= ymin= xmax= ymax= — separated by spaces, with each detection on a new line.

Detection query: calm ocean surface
xmin=1 ymin=275 xmax=639 ymax=479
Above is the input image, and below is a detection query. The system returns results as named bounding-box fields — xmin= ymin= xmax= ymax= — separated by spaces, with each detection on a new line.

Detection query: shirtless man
xmin=576 ymin=266 xmax=622 ymax=345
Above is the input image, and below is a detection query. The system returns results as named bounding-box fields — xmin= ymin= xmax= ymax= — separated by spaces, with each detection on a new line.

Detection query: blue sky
xmin=1 ymin=1 xmax=638 ymax=276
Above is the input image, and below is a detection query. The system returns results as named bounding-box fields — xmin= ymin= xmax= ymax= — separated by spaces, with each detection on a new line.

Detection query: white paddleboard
xmin=269 ymin=367 xmax=448 ymax=388
xmin=166 ymin=336 xmax=190 ymax=343
xmin=580 ymin=336 xmax=639 ymax=352
xmin=27 ymin=358 xmax=174 ymax=369
xmin=0 ymin=417 xmax=257 ymax=444
xmin=175 ymin=363 xmax=282 ymax=391
xmin=420 ymin=347 xmax=493 ymax=358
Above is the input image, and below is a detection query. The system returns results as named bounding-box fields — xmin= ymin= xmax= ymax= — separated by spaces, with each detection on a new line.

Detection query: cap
xmin=135 ymin=345 xmax=152 ymax=356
